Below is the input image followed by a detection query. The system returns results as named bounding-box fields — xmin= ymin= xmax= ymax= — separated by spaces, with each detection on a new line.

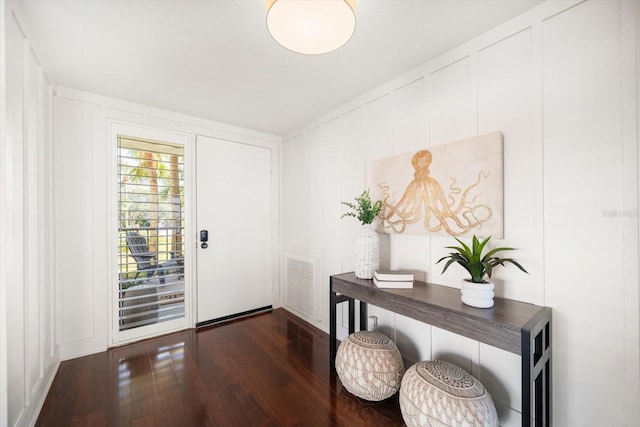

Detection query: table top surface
xmin=331 ymin=272 xmax=550 ymax=354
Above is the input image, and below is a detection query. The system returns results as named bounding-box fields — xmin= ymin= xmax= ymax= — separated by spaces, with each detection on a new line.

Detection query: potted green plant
xmin=341 ymin=188 xmax=383 ymax=225
xmin=436 ymin=235 xmax=528 ymax=308
xmin=341 ymin=189 xmax=383 ymax=279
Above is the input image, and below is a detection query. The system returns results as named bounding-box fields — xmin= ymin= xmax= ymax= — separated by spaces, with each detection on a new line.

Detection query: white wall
xmin=0 ymin=1 xmax=59 ymax=426
xmin=281 ymin=0 xmax=639 ymax=425
xmin=53 ymin=87 xmax=281 ymax=358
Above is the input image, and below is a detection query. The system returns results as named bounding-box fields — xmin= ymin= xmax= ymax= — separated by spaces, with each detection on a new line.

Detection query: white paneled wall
xmin=542 ymin=1 xmax=629 ymax=424
xmin=280 ymin=0 xmax=639 ymax=425
xmin=1 ymin=3 xmax=58 ymax=426
xmin=477 ymin=26 xmax=541 ymax=304
xmin=54 ymin=97 xmax=108 ymax=357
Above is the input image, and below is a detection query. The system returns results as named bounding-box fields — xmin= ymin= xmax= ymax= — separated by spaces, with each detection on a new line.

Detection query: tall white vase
xmin=355 ymin=224 xmax=380 ymax=279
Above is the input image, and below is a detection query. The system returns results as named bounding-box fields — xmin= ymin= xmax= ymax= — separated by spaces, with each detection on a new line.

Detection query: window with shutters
xmin=117 ymin=136 xmax=185 ymax=331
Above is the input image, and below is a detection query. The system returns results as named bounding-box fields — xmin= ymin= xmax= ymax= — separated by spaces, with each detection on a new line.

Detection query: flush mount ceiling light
xmin=266 ymin=0 xmax=356 ymax=55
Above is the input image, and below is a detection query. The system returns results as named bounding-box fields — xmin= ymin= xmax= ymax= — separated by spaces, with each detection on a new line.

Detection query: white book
xmin=373 ymin=277 xmax=414 ymax=289
xmin=374 ymin=269 xmax=414 ymax=281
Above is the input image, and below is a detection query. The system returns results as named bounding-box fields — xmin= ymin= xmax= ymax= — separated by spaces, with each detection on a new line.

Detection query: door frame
xmin=108 ymin=121 xmax=195 ymax=346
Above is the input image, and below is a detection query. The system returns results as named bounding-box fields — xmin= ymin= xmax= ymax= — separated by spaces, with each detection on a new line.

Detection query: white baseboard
xmin=25 ymin=359 xmax=60 ymax=427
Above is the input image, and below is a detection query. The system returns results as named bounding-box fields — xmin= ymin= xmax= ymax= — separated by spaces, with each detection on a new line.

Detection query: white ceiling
xmin=16 ymin=0 xmax=543 ymax=136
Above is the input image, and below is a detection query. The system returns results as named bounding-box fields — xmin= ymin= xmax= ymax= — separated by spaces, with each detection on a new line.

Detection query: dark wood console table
xmin=330 ymin=272 xmax=552 ymax=427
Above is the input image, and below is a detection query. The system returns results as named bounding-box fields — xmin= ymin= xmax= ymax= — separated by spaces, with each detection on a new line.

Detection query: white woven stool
xmin=335 ymin=331 xmax=404 ymax=401
xmin=399 ymin=360 xmax=498 ymax=427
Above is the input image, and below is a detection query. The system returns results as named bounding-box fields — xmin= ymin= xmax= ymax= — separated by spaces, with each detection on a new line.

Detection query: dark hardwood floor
xmin=36 ymin=308 xmax=405 ymax=426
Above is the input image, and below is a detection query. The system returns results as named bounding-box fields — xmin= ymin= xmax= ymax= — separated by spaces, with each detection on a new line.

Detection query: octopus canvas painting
xmin=367 ymin=132 xmax=503 ymax=238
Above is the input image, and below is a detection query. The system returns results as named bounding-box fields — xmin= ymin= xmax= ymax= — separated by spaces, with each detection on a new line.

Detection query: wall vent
xmin=285 ymin=255 xmax=318 ymax=321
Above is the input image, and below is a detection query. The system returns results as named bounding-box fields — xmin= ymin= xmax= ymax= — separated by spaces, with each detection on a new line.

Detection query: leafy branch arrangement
xmin=436 ymin=235 xmax=528 ymax=283
xmin=341 ymin=189 xmax=383 ymax=225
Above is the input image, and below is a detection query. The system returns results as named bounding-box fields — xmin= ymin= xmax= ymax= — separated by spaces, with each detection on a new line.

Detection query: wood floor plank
xmin=36 ymin=309 xmax=405 ymax=426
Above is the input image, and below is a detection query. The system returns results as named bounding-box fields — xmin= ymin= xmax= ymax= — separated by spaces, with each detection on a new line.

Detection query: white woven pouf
xmin=335 ymin=331 xmax=404 ymax=401
xmin=399 ymin=360 xmax=498 ymax=427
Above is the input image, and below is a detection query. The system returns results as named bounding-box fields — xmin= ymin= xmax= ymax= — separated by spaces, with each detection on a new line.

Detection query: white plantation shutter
xmin=117 ymin=136 xmax=185 ymax=331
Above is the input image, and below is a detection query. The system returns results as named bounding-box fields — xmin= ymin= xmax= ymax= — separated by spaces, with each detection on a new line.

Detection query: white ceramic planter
xmin=460 ymin=279 xmax=495 ymax=308
xmin=354 ymin=224 xmax=380 ymax=279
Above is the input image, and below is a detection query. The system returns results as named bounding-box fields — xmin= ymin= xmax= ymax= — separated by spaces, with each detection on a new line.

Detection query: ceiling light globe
xmin=266 ymin=0 xmax=356 ymax=55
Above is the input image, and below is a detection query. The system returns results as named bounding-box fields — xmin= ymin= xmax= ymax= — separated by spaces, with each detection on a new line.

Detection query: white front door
xmin=195 ymin=135 xmax=272 ymax=324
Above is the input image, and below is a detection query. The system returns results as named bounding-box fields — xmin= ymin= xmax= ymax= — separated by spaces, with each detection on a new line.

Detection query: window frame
xmin=109 ymin=121 xmax=194 ymax=347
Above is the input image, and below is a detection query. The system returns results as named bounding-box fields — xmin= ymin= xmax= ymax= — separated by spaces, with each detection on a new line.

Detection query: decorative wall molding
xmin=280 ymin=1 xmax=639 ymax=425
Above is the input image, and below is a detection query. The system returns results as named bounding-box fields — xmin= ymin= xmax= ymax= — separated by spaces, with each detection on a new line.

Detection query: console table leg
xmin=522 ymin=308 xmax=552 ymax=427
xmin=329 ymin=289 xmax=357 ymax=374
xmin=329 ymin=290 xmax=337 ymax=373
xmin=360 ymin=301 xmax=367 ymax=331
xmin=348 ymin=298 xmax=355 ymax=334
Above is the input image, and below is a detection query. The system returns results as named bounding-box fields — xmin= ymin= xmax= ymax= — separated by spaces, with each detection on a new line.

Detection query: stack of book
xmin=373 ymin=270 xmax=414 ymax=289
